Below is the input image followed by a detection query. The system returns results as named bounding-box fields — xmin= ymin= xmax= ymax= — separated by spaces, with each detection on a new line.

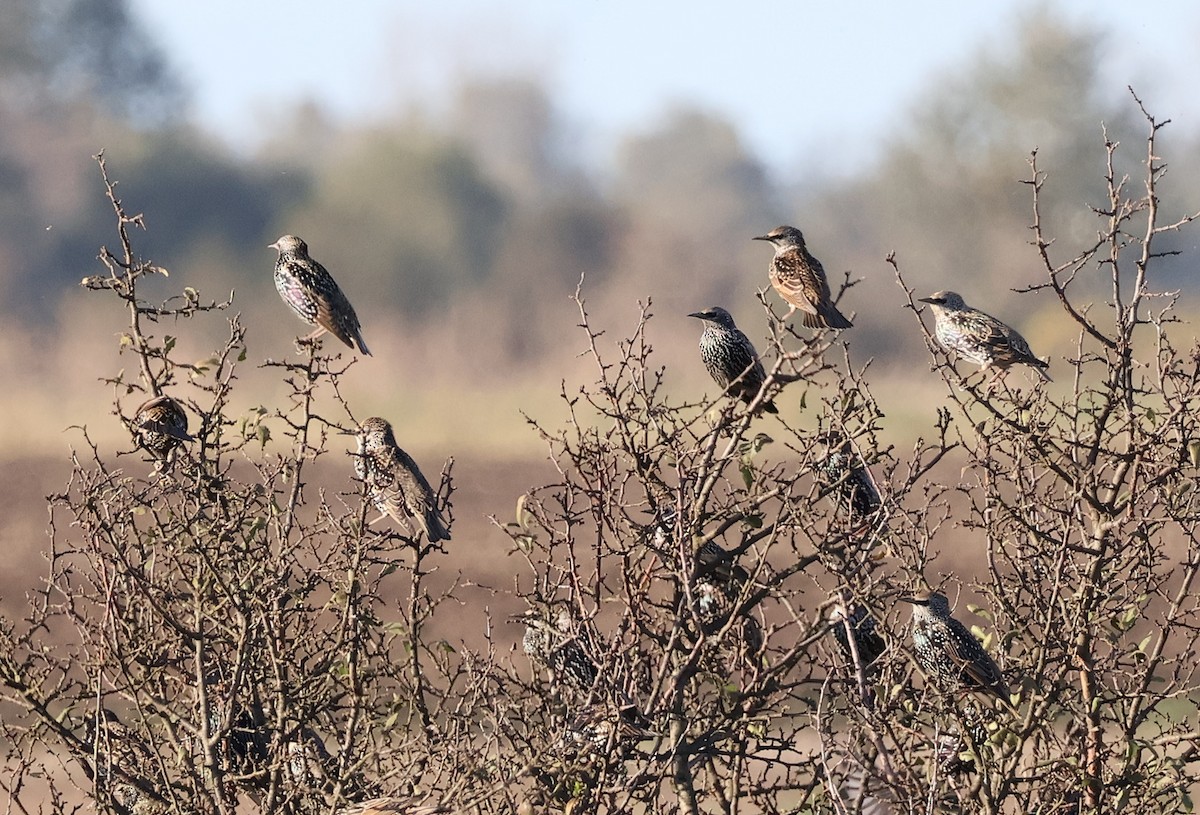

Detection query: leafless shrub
xmin=3 ymin=92 xmax=1200 ymax=815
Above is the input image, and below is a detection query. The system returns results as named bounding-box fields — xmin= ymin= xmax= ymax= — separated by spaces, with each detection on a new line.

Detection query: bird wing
xmin=967 ymin=311 xmax=1038 ymax=363
xmin=772 ymin=249 xmax=831 ymax=314
xmin=312 ymin=282 xmax=360 ymax=350
xmin=336 ymin=798 xmax=452 ymax=815
xmin=386 ymin=446 xmax=449 ymax=541
xmin=138 ymin=413 xmax=193 ymax=441
xmin=946 ymin=619 xmax=1007 ymax=693
xmin=728 ymin=332 xmax=767 ymax=396
xmin=366 ymin=448 xmax=413 ymax=529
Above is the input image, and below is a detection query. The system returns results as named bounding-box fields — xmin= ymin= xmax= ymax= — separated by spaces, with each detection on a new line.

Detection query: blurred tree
xmin=281 ymin=128 xmax=509 ymax=319
xmin=450 ymin=77 xmax=590 ymax=204
xmin=0 ymin=0 xmax=184 ymax=319
xmin=0 ymin=0 xmax=183 ymax=124
xmin=799 ymin=9 xmax=1141 ymax=357
xmin=610 ymin=108 xmax=782 ymax=316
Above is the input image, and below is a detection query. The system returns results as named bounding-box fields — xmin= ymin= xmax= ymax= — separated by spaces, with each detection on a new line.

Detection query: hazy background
xmin=1 ymin=0 xmax=1198 ymax=490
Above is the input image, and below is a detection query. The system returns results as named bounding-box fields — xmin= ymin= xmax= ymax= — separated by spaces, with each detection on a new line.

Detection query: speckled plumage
xmin=90 ymin=710 xmax=171 ymax=815
xmin=689 ymin=542 xmax=763 ymax=666
xmin=560 ymin=703 xmax=656 ymax=754
xmin=688 ymin=306 xmax=777 ymax=414
xmin=520 ymin=609 xmax=600 ymax=695
xmin=919 ymin=290 xmax=1049 ymax=380
xmin=831 ymin=601 xmax=887 ymax=671
xmin=132 ymin=395 xmax=192 ymax=467
xmin=902 ymin=591 xmax=1010 ymax=702
xmin=270 ymin=234 xmax=371 ymax=355
xmin=355 ymin=417 xmax=450 ymax=542
xmin=335 ymin=798 xmax=453 ymax=815
xmin=818 ymin=432 xmax=882 ymax=522
xmin=754 ymin=225 xmax=852 ymax=329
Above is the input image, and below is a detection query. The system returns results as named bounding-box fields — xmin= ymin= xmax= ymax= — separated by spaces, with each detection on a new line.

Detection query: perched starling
xmin=355 ymin=417 xmax=450 ymax=542
xmin=519 ymin=608 xmax=600 ymax=696
xmin=560 ymin=703 xmax=656 ymax=754
xmin=831 ymin=600 xmax=888 ymax=672
xmin=699 ymin=579 xmax=763 ymax=661
xmin=112 ymin=784 xmax=171 ymax=815
xmin=695 ymin=538 xmax=751 ymax=585
xmin=901 ymin=591 xmax=1011 ymax=704
xmin=688 ymin=306 xmax=778 ymax=414
xmin=335 ymin=799 xmax=452 ymax=815
xmin=817 ymin=431 xmax=882 ymax=524
xmin=753 ymin=225 xmax=852 ymax=329
xmin=132 ymin=395 xmax=192 ymax=467
xmin=918 ymin=290 xmax=1050 ymax=381
xmin=270 ymin=234 xmax=371 ymax=355
xmin=88 ymin=709 xmax=168 ymax=814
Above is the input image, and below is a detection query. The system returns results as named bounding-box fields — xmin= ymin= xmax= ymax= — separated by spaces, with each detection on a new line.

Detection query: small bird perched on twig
xmin=270 ymin=234 xmax=371 ymax=355
xmin=753 ymin=225 xmax=852 ymax=329
xmin=518 ymin=607 xmax=600 ymax=697
xmin=688 ymin=306 xmax=777 ymax=414
xmin=919 ymin=290 xmax=1050 ymax=383
xmin=334 ymin=798 xmax=453 ymax=815
xmin=901 ymin=591 xmax=1012 ymax=706
xmin=132 ymin=394 xmax=193 ymax=471
xmin=354 ymin=417 xmax=450 ymax=542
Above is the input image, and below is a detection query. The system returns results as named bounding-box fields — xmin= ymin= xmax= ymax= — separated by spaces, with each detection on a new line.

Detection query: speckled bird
xmin=902 ymin=591 xmax=1011 ymax=705
xmin=817 ymin=431 xmax=882 ymax=524
xmin=89 ymin=709 xmax=171 ymax=815
xmin=688 ymin=306 xmax=778 ymax=414
xmin=830 ymin=599 xmax=887 ymax=672
xmin=335 ymin=798 xmax=453 ymax=815
xmin=694 ymin=576 xmax=764 ymax=664
xmin=132 ymin=395 xmax=192 ymax=468
xmin=270 ymin=234 xmax=371 ymax=355
xmin=355 ymin=417 xmax=450 ymax=542
xmin=754 ymin=225 xmax=852 ymax=329
xmin=560 ymin=703 xmax=656 ymax=754
xmin=919 ymin=290 xmax=1050 ymax=381
xmin=519 ymin=608 xmax=600 ymax=696
xmin=691 ymin=544 xmax=764 ymax=668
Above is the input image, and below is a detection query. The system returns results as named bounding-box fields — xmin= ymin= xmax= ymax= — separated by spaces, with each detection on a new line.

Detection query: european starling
xmin=132 ymin=395 xmax=192 ymax=467
xmin=697 ymin=577 xmax=764 ymax=662
xmin=560 ymin=703 xmax=656 ymax=754
xmin=817 ymin=431 xmax=882 ymax=524
xmin=270 ymin=234 xmax=371 ymax=355
xmin=754 ymin=225 xmax=852 ymax=329
xmin=355 ymin=417 xmax=450 ymax=542
xmin=335 ymin=799 xmax=452 ymax=815
xmin=918 ymin=290 xmax=1050 ymax=381
xmin=88 ymin=709 xmax=168 ymax=814
xmin=831 ymin=600 xmax=887 ymax=672
xmin=688 ymin=306 xmax=778 ymax=414
xmin=901 ymin=591 xmax=1011 ymax=704
xmin=519 ymin=608 xmax=600 ymax=696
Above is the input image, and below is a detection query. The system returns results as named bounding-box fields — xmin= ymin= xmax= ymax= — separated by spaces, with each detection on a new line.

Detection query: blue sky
xmin=129 ymin=1 xmax=1200 ymax=173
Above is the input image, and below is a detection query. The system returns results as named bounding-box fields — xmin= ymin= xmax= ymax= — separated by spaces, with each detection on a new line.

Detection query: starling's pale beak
xmin=686 ymin=311 xmax=708 ymax=319
xmin=899 ymin=596 xmax=918 ymax=605
xmin=752 ymin=234 xmax=771 ymax=242
xmin=917 ymin=296 xmax=935 ymax=304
